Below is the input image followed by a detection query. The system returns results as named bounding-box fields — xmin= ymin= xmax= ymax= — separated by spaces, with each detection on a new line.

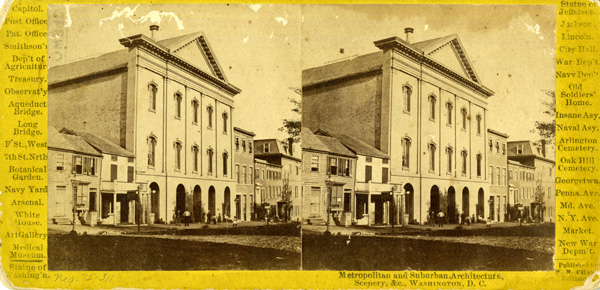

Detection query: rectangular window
xmin=75 ymin=185 xmax=87 ymax=209
xmin=517 ymin=145 xmax=523 ymax=154
xmin=497 ymin=166 xmax=501 ymax=185
xmin=89 ymin=190 xmax=96 ymax=212
xmin=382 ymin=167 xmax=389 ymax=183
xmin=56 ymin=154 xmax=64 ymax=170
xmin=111 ymin=155 xmax=118 ymax=161
xmin=249 ymin=167 xmax=253 ymax=184
xmin=328 ymin=157 xmax=338 ymax=175
xmin=243 ymin=166 xmax=247 ymax=184
xmin=311 ymin=156 xmax=319 ymax=171
xmin=236 ymin=164 xmax=240 ymax=183
xmin=127 ymin=166 xmax=134 ymax=183
xmin=343 ymin=189 xmax=351 ymax=212
xmin=366 ymin=156 xmax=372 ymax=163
xmin=489 ymin=166 xmax=494 ymax=183
xmin=502 ymin=168 xmax=506 ymax=186
xmin=365 ymin=165 xmax=372 ymax=182
xmin=111 ymin=164 xmax=118 ymax=181
xmin=73 ymin=156 xmax=83 ymax=174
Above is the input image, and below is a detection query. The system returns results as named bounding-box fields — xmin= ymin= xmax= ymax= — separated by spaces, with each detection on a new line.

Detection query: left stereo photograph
xmin=46 ymin=4 xmax=302 ymax=271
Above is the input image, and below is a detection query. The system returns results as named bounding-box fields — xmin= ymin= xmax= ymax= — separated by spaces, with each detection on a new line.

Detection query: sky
xmin=47 ymin=4 xmax=301 ymax=141
xmin=302 ymin=5 xmax=556 ymax=144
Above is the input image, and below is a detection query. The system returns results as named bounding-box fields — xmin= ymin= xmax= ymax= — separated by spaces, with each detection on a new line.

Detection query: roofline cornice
xmin=373 ymin=37 xmax=494 ymax=98
xmin=119 ymin=34 xmax=241 ymax=96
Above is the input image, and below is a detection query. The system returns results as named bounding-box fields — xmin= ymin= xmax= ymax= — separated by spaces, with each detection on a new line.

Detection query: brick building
xmin=487 ymin=129 xmax=509 ymax=222
xmin=49 ymin=29 xmax=240 ymax=223
xmin=303 ymin=29 xmax=494 ymax=224
xmin=234 ymin=127 xmax=255 ymax=221
xmin=254 ymin=139 xmax=302 ymax=221
xmin=508 ymin=140 xmax=555 ymax=222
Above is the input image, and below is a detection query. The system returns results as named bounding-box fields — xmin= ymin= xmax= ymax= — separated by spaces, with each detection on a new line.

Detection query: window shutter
xmin=326 ymin=157 xmax=331 ymax=175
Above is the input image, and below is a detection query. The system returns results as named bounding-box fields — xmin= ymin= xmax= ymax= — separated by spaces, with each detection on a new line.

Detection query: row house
xmin=334 ymin=134 xmax=392 ymax=226
xmin=303 ymin=28 xmax=494 ymax=224
xmin=48 ymin=126 xmax=141 ymax=226
xmin=487 ymin=129 xmax=509 ymax=222
xmin=508 ymin=140 xmax=555 ymax=222
xmin=302 ymin=128 xmax=356 ymax=225
xmin=234 ymin=127 xmax=255 ymax=221
xmin=254 ymin=139 xmax=302 ymax=221
xmin=254 ymin=158 xmax=283 ymax=220
xmin=48 ymin=127 xmax=102 ymax=226
xmin=49 ymin=27 xmax=240 ymax=223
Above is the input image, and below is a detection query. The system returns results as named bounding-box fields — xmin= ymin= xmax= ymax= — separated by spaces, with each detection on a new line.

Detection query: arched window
xmin=428 ymin=143 xmax=436 ymax=171
xmin=192 ymin=100 xmax=199 ymax=124
xmin=476 ymin=114 xmax=482 ymax=134
xmin=446 ymin=102 xmax=453 ymax=125
xmin=207 ymin=148 xmax=214 ymax=174
xmin=403 ymin=85 xmax=412 ymax=112
xmin=175 ymin=93 xmax=182 ymax=119
xmin=461 ymin=108 xmax=468 ymax=130
xmin=446 ymin=147 xmax=453 ymax=173
xmin=242 ymin=140 xmax=246 ymax=152
xmin=207 ymin=106 xmax=213 ymax=128
xmin=174 ymin=141 xmax=182 ymax=170
xmin=249 ymin=142 xmax=253 ymax=153
xmin=429 ymin=95 xmax=436 ymax=120
xmin=401 ymin=137 xmax=411 ymax=168
xmin=222 ymin=151 xmax=228 ymax=176
xmin=192 ymin=145 xmax=199 ymax=172
xmin=461 ymin=150 xmax=468 ymax=175
xmin=222 ymin=112 xmax=228 ymax=133
xmin=148 ymin=136 xmax=157 ymax=167
xmin=476 ymin=154 xmax=482 ymax=177
xmin=148 ymin=83 xmax=157 ymax=111
xmin=235 ymin=137 xmax=240 ymax=150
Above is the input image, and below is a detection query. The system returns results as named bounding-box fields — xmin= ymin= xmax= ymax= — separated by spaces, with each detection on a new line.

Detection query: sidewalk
xmin=48 ymin=220 xmax=275 ymax=235
xmin=302 ymin=221 xmax=548 ymax=235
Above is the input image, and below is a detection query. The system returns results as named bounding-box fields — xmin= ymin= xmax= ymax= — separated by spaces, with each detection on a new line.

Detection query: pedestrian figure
xmin=217 ymin=213 xmax=222 ymax=225
xmin=430 ymin=210 xmax=435 ymax=227
xmin=183 ymin=208 xmax=191 ymax=227
xmin=437 ymin=211 xmax=445 ymax=227
xmin=206 ymin=210 xmax=211 ymax=224
xmin=461 ymin=212 xmax=466 ymax=225
xmin=233 ymin=216 xmax=238 ymax=227
xmin=486 ymin=217 xmax=491 ymax=227
xmin=458 ymin=212 xmax=463 ymax=225
xmin=173 ymin=210 xmax=181 ymax=226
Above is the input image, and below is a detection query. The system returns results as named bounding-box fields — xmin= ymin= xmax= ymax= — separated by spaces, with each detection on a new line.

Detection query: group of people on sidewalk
xmin=172 ymin=209 xmax=239 ymax=227
xmin=429 ymin=210 xmax=490 ymax=227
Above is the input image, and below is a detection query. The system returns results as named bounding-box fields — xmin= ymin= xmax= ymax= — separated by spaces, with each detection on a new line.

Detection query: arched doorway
xmin=477 ymin=188 xmax=485 ymax=221
xmin=150 ymin=182 xmax=160 ymax=222
xmin=193 ymin=185 xmax=202 ymax=222
xmin=462 ymin=187 xmax=471 ymax=217
xmin=208 ymin=186 xmax=216 ymax=220
xmin=176 ymin=184 xmax=186 ymax=215
xmin=223 ymin=187 xmax=231 ymax=219
xmin=404 ymin=183 xmax=414 ymax=224
xmin=447 ymin=186 xmax=456 ymax=223
xmin=430 ymin=185 xmax=440 ymax=223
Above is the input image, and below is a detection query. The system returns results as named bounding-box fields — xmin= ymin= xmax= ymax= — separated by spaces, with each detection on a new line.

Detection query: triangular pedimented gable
xmin=160 ymin=32 xmax=228 ymax=82
xmin=413 ymin=35 xmax=480 ymax=84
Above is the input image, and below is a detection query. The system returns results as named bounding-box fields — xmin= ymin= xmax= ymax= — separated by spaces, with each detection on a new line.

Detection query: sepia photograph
xmin=46 ymin=4 xmax=302 ymax=270
xmin=300 ymin=4 xmax=556 ymax=271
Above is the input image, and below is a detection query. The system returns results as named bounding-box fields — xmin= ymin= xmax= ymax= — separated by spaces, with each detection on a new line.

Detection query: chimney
xmin=149 ymin=25 xmax=159 ymax=39
xmin=541 ymin=139 xmax=546 ymax=157
xmin=404 ymin=27 xmax=414 ymax=44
